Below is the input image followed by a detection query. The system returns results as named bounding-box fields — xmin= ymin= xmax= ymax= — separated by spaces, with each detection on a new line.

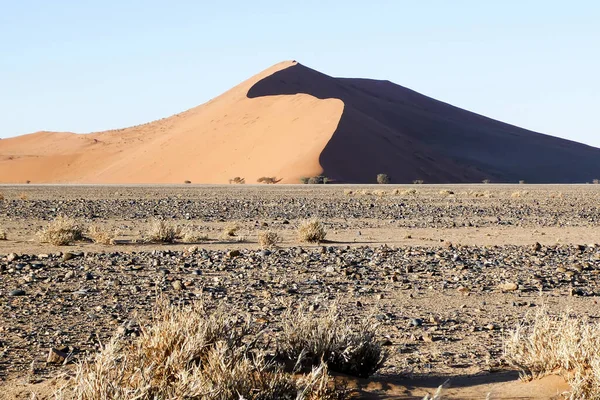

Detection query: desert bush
xmin=257 ymin=177 xmax=279 ymax=184
xmin=413 ymin=180 xmax=424 ymax=185
xmin=594 ymin=179 xmax=600 ymax=184
xmin=298 ymin=219 xmax=327 ymax=243
xmin=300 ymin=177 xmax=310 ymax=184
xmin=229 ymin=177 xmax=245 ymax=184
xmin=184 ymin=180 xmax=192 ymax=184
xmin=258 ymin=230 xmax=282 ymax=248
xmin=87 ymin=224 xmax=117 ymax=245
xmin=306 ymin=176 xmax=329 ymax=184
xmin=277 ymin=306 xmax=385 ymax=378
xmin=376 ymin=174 xmax=390 ymax=184
xmin=519 ymin=180 xmax=526 ymax=184
xmin=145 ymin=219 xmax=181 ymax=243
xmin=482 ymin=179 xmax=491 ymax=184
xmin=180 ymin=228 xmax=209 ymax=243
xmin=505 ymin=308 xmax=600 ymax=399
xmin=220 ymin=223 xmax=246 ymax=242
xmin=67 ymin=300 xmax=347 ymax=400
xmin=37 ymin=216 xmax=85 ymax=246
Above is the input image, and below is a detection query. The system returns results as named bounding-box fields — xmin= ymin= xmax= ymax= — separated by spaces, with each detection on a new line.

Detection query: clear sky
xmin=1 ymin=1 xmax=599 ymax=146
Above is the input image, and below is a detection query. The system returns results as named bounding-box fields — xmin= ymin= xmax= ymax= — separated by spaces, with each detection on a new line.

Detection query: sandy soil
xmin=2 ymin=184 xmax=600 ymax=398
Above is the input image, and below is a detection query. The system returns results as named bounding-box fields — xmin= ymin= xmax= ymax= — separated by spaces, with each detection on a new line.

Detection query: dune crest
xmin=2 ymin=60 xmax=600 ymax=183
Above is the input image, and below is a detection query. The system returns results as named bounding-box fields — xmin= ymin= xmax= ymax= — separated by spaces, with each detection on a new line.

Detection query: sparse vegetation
xmin=277 ymin=306 xmax=385 ymax=378
xmin=229 ymin=177 xmax=245 ymax=184
xmin=181 ymin=228 xmax=209 ymax=243
xmin=298 ymin=219 xmax=327 ymax=243
xmin=258 ymin=230 xmax=282 ymax=248
xmin=145 ymin=219 xmax=181 ymax=243
xmin=505 ymin=308 xmax=600 ymax=399
xmin=300 ymin=177 xmax=310 ymax=184
xmin=307 ymin=175 xmax=329 ymax=184
xmin=67 ymin=300 xmax=347 ymax=400
xmin=37 ymin=216 xmax=85 ymax=246
xmin=376 ymin=174 xmax=390 ymax=184
xmin=257 ymin=177 xmax=279 ymax=184
xmin=87 ymin=224 xmax=117 ymax=245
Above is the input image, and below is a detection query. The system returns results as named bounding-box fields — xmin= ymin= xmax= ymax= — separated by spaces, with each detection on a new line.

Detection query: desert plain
xmin=1 ymin=183 xmax=600 ymax=399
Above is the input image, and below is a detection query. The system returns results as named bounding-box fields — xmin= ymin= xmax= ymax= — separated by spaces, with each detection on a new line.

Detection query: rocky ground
xmin=1 ymin=184 xmax=600 ymax=399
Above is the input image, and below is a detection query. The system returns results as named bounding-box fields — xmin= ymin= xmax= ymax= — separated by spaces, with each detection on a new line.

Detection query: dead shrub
xmin=277 ymin=306 xmax=385 ymax=378
xmin=87 ymin=224 xmax=117 ymax=245
xmin=257 ymin=177 xmax=279 ymax=184
xmin=298 ymin=219 xmax=327 ymax=243
xmin=37 ymin=216 xmax=85 ymax=246
xmin=66 ymin=300 xmax=347 ymax=400
xmin=376 ymin=174 xmax=390 ymax=184
xmin=145 ymin=219 xmax=181 ymax=243
xmin=505 ymin=308 xmax=600 ymax=399
xmin=229 ymin=177 xmax=245 ymax=184
xmin=258 ymin=230 xmax=282 ymax=248
xmin=180 ymin=227 xmax=209 ymax=243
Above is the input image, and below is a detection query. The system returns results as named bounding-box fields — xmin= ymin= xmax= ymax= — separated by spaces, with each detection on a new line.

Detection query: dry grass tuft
xmin=37 ymin=216 xmax=85 ymax=246
xmin=258 ymin=230 xmax=282 ymax=248
xmin=180 ymin=227 xmax=209 ymax=243
xmin=145 ymin=219 xmax=181 ymax=243
xmin=505 ymin=308 xmax=600 ymax=399
xmin=0 ymin=228 xmax=6 ymax=240
xmin=87 ymin=224 xmax=118 ymax=245
xmin=257 ymin=176 xmax=280 ymax=184
xmin=18 ymin=192 xmax=29 ymax=200
xmin=66 ymin=300 xmax=347 ymax=400
xmin=298 ymin=219 xmax=327 ymax=243
xmin=277 ymin=306 xmax=385 ymax=378
xmin=219 ymin=223 xmax=246 ymax=242
xmin=229 ymin=177 xmax=245 ymax=184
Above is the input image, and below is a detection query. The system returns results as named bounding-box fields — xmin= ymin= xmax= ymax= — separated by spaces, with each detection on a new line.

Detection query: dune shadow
xmin=247 ymin=63 xmax=600 ymax=183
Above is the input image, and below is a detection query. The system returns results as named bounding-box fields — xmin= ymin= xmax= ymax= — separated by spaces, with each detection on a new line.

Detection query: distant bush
xmin=184 ymin=180 xmax=191 ymax=184
xmin=229 ymin=177 xmax=245 ymax=184
xmin=519 ymin=180 xmax=526 ymax=184
xmin=258 ymin=230 xmax=282 ymax=248
xmin=376 ymin=174 xmax=390 ymax=184
xmin=413 ymin=180 xmax=424 ymax=185
xmin=482 ymin=179 xmax=491 ymax=184
xmin=257 ymin=176 xmax=279 ymax=184
xmin=298 ymin=219 xmax=327 ymax=243
xmin=87 ymin=224 xmax=118 ymax=245
xmin=306 ymin=175 xmax=329 ymax=184
xmin=37 ymin=216 xmax=85 ymax=246
xmin=300 ymin=177 xmax=310 ymax=184
xmin=593 ymin=179 xmax=600 ymax=184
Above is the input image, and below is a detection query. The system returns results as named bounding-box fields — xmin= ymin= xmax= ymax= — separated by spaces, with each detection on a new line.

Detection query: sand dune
xmin=2 ymin=60 xmax=600 ymax=183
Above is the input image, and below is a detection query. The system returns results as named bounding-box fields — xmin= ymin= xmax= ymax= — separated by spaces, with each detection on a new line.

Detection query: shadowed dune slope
xmin=248 ymin=63 xmax=600 ymax=183
xmin=2 ymin=60 xmax=600 ymax=183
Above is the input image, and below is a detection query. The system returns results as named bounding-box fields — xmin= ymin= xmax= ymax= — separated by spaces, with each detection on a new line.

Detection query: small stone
xmin=7 ymin=253 xmax=17 ymax=262
xmin=411 ymin=318 xmax=423 ymax=327
xmin=9 ymin=289 xmax=26 ymax=296
xmin=62 ymin=252 xmax=75 ymax=261
xmin=172 ymin=280 xmax=184 ymax=291
xmin=85 ymin=272 xmax=94 ymax=280
xmin=47 ymin=348 xmax=68 ymax=364
xmin=227 ymin=250 xmax=241 ymax=258
xmin=498 ymin=282 xmax=518 ymax=292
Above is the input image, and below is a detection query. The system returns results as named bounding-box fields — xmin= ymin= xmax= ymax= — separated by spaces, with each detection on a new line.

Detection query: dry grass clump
xmin=257 ymin=176 xmax=280 ymax=184
xmin=439 ymin=189 xmax=454 ymax=196
xmin=505 ymin=308 xmax=600 ymax=399
xmin=145 ymin=219 xmax=181 ymax=243
xmin=180 ymin=228 xmax=209 ymax=243
xmin=87 ymin=224 xmax=117 ymax=245
xmin=67 ymin=300 xmax=346 ymax=400
xmin=277 ymin=306 xmax=385 ymax=378
xmin=219 ymin=223 xmax=246 ymax=242
xmin=37 ymin=216 xmax=85 ymax=246
xmin=258 ymin=230 xmax=282 ymax=248
xmin=229 ymin=177 xmax=245 ymax=184
xmin=298 ymin=219 xmax=327 ymax=243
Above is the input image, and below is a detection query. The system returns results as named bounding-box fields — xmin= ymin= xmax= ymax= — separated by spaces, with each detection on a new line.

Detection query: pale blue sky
xmin=1 ymin=1 xmax=599 ymax=146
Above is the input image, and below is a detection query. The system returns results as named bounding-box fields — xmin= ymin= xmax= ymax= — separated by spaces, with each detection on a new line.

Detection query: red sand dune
xmin=2 ymin=60 xmax=599 ymax=184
